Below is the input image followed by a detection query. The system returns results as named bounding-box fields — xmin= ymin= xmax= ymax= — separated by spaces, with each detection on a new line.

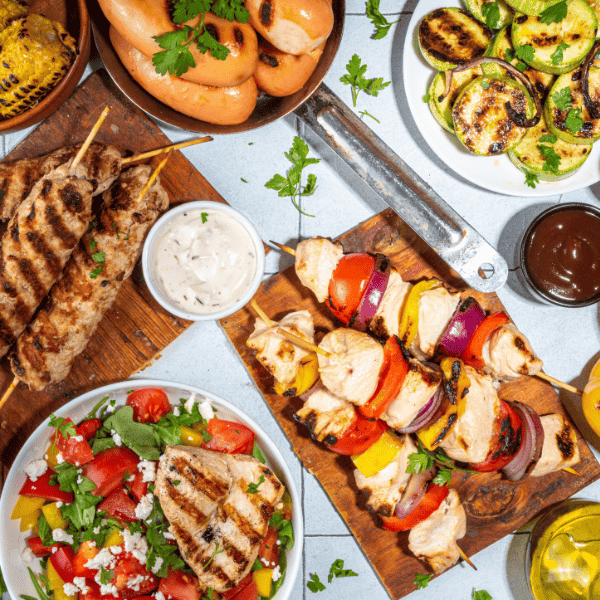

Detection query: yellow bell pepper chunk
xmin=583 ymin=357 xmax=600 ymax=438
xmin=273 ymin=352 xmax=319 ymax=397
xmin=180 ymin=425 xmax=206 ymax=447
xmin=351 ymin=430 xmax=404 ymax=478
xmin=11 ymin=495 xmax=45 ymax=519
xmin=103 ymin=529 xmax=124 ymax=548
xmin=398 ymin=279 xmax=441 ymax=349
xmin=42 ymin=502 xmax=68 ymax=530
xmin=48 ymin=561 xmax=76 ymax=600
xmin=253 ymin=568 xmax=273 ymax=597
xmin=20 ymin=511 xmax=40 ymax=532
xmin=45 ymin=442 xmax=61 ymax=470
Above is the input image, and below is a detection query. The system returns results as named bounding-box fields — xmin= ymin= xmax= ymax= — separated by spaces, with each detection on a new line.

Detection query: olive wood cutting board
xmin=220 ymin=210 xmax=600 ymax=599
xmin=0 ymin=70 xmax=227 ymax=472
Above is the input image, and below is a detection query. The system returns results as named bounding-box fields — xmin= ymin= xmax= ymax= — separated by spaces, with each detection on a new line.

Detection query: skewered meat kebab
xmin=10 ymin=159 xmax=170 ymax=391
xmin=274 ymin=237 xmax=582 ymax=394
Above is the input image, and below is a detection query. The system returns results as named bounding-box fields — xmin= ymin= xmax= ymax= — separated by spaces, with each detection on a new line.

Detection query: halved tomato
xmin=55 ymin=417 xmax=94 ymax=466
xmin=202 ymin=420 xmax=255 ymax=455
xmin=158 ymin=570 xmax=201 ymax=600
xmin=77 ymin=418 xmax=103 ymax=440
xmin=258 ymin=526 xmax=280 ymax=569
xmin=114 ymin=551 xmax=159 ymax=600
xmin=97 ymin=487 xmax=138 ymax=523
xmin=126 ymin=388 xmax=171 ymax=423
xmin=328 ymin=411 xmax=388 ymax=456
xmin=81 ymin=447 xmax=140 ymax=497
xmin=127 ymin=469 xmax=149 ymax=502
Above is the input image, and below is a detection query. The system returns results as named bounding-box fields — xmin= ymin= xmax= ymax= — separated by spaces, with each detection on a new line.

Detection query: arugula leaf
xmin=22 ymin=568 xmax=52 ymax=600
xmin=365 ymin=0 xmax=400 ymax=39
xmin=553 ymin=86 xmax=573 ymax=111
xmin=37 ymin=513 xmax=53 ymax=547
xmin=252 ymin=441 xmax=266 ymax=463
xmin=270 ymin=547 xmax=288 ymax=597
xmin=525 ymin=171 xmax=539 ymax=189
xmin=515 ymin=44 xmax=535 ymax=64
xmin=265 ymin=137 xmax=321 ymax=217
xmin=103 ymin=406 xmax=162 ymax=459
xmin=247 ymin=475 xmax=265 ymax=494
xmin=92 ymin=437 xmax=117 ymax=455
xmin=269 ymin=512 xmax=294 ymax=550
xmin=551 ymin=42 xmax=569 ymax=66
xmin=539 ymin=0 xmax=568 ymax=25
xmin=414 ymin=573 xmax=432 ymax=589
xmin=481 ymin=2 xmax=501 ymax=29
xmin=565 ymin=108 xmax=584 ymax=134
xmin=328 ymin=559 xmax=358 ymax=583
xmin=473 ymin=589 xmax=493 ymax=600
xmin=537 ymin=144 xmax=561 ymax=175
xmin=538 ymin=133 xmax=558 ymax=143
xmin=61 ymin=491 xmax=102 ymax=530
xmin=85 ymin=395 xmax=111 ymax=420
xmin=146 ymin=520 xmax=186 ymax=578
xmin=307 ymin=573 xmax=326 ymax=593
xmin=340 ymin=54 xmax=391 ymax=107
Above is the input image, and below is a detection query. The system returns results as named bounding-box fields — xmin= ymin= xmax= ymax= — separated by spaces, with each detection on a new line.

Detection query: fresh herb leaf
xmin=49 ymin=414 xmax=77 ymax=442
xmin=433 ymin=468 xmax=452 ymax=486
xmin=525 ymin=171 xmax=539 ymax=188
xmin=515 ymin=44 xmax=534 ymax=64
xmin=86 ymin=395 xmax=111 ymax=420
xmin=551 ymin=42 xmax=569 ymax=66
xmin=201 ymin=588 xmax=218 ymax=600
xmin=481 ymin=80 xmax=490 ymax=89
xmin=23 ymin=568 xmax=52 ymax=600
xmin=247 ymin=475 xmax=265 ymax=494
xmin=252 ymin=441 xmax=266 ymax=464
xmin=473 ymin=590 xmax=493 ymax=600
xmin=103 ymin=406 xmax=162 ymax=460
xmin=99 ymin=567 xmax=114 ymax=585
xmin=328 ymin=559 xmax=358 ymax=583
xmin=92 ymin=251 xmax=105 ymax=264
xmin=407 ymin=446 xmax=477 ymax=480
xmin=565 ymin=108 xmax=584 ymax=133
xmin=482 ymin=2 xmax=501 ymax=29
xmin=537 ymin=144 xmax=562 ymax=174
xmin=340 ymin=54 xmax=391 ymax=107
xmin=204 ymin=542 xmax=230 ymax=570
xmin=538 ymin=133 xmax=558 ymax=143
xmin=414 ymin=573 xmax=432 ymax=589
xmin=172 ymin=0 xmax=211 ymax=23
xmin=539 ymin=0 xmax=568 ymax=25
xmin=365 ymin=0 xmax=400 ymax=39
xmin=407 ymin=450 xmax=433 ymax=474
xmin=240 ymin=178 xmax=248 ymax=183
xmin=90 ymin=265 xmax=103 ymax=279
xmin=269 ymin=512 xmax=294 ymax=550
xmin=307 ymin=573 xmax=326 ymax=593
xmin=359 ymin=109 xmax=380 ymax=122
xmin=201 ymin=212 xmax=208 ymax=223
xmin=211 ymin=0 xmax=249 ymax=22
xmin=553 ymin=86 xmax=573 ymax=111
xmin=38 ymin=513 xmax=53 ymax=547
xmin=504 ymin=47 xmax=514 ymax=62
xmin=265 ymin=136 xmax=321 ymax=217
xmin=423 ymin=91 xmax=431 ymax=103
xmin=90 ymin=239 xmax=97 ymax=251
xmin=173 ymin=480 xmax=180 ymax=486
xmin=515 ymin=60 xmax=529 ymax=72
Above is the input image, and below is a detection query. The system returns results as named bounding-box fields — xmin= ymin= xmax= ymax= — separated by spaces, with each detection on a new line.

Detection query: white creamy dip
xmin=154 ymin=208 xmax=257 ymax=314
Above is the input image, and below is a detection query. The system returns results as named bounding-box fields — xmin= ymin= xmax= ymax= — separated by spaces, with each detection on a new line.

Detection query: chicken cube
xmin=295 ymin=237 xmax=343 ymax=303
xmin=369 ymin=268 xmax=412 ymax=339
xmin=530 ymin=414 xmax=580 ymax=477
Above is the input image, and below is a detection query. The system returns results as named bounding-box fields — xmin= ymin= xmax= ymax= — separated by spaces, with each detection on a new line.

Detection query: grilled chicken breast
xmin=295 ymin=237 xmax=343 ymax=303
xmin=408 ymin=489 xmax=466 ymax=573
xmin=530 ymin=414 xmax=580 ymax=478
xmin=369 ymin=268 xmax=412 ymax=339
xmin=156 ymin=446 xmax=284 ymax=594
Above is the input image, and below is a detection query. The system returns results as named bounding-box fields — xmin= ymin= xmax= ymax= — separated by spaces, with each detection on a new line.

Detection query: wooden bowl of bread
xmin=0 ymin=0 xmax=91 ymax=135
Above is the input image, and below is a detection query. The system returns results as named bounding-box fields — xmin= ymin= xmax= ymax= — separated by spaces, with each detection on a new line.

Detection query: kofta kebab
xmin=244 ymin=237 xmax=582 ymax=574
xmin=0 ymin=109 xmax=213 ymax=406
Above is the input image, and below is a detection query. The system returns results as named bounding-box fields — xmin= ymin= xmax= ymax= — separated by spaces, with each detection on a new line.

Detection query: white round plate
xmin=403 ymin=0 xmax=600 ymax=197
xmin=0 ymin=379 xmax=303 ymax=600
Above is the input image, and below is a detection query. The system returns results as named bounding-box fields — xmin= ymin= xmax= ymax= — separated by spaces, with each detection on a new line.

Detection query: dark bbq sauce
xmin=525 ymin=209 xmax=600 ymax=303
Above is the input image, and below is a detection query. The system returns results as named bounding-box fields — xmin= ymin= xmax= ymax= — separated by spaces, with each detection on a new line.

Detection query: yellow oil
xmin=529 ymin=501 xmax=600 ymax=600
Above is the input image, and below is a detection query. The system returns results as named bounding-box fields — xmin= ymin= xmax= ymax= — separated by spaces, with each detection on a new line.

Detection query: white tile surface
xmin=3 ymin=1 xmax=600 ymax=600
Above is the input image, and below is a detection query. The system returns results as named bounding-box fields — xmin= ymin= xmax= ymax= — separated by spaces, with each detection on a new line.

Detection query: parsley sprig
xmin=340 ymin=54 xmax=391 ymax=108
xmin=551 ymin=87 xmax=584 ymax=134
xmin=307 ymin=573 xmax=326 ymax=593
xmin=473 ymin=589 xmax=493 ymax=600
xmin=481 ymin=2 xmax=501 ymax=29
xmin=365 ymin=0 xmax=400 ymax=39
xmin=539 ymin=0 xmax=568 ymax=25
xmin=265 ymin=137 xmax=320 ymax=217
xmin=551 ymin=42 xmax=569 ymax=66
xmin=407 ymin=445 xmax=476 ymax=485
xmin=328 ymin=559 xmax=358 ymax=582
xmin=414 ymin=573 xmax=432 ymax=589
xmin=247 ymin=475 xmax=264 ymax=494
xmin=204 ymin=542 xmax=230 ymax=570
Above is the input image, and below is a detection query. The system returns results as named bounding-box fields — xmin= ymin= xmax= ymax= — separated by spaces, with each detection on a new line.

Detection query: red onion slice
xmin=396 ymin=384 xmax=443 ymax=434
xmin=395 ymin=467 xmax=436 ymax=519
xmin=438 ymin=297 xmax=485 ymax=357
xmin=502 ymin=402 xmax=544 ymax=482
xmin=351 ymin=254 xmax=390 ymax=332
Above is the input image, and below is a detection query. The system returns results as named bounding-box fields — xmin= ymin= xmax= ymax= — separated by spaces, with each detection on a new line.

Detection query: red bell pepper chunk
xmin=81 ymin=446 xmax=140 ymax=497
xmin=27 ymin=536 xmax=62 ymax=558
xmin=98 ymin=487 xmax=138 ymax=523
xmin=19 ymin=469 xmax=73 ymax=503
xmin=360 ymin=336 xmax=409 ymax=419
xmin=460 ymin=312 xmax=509 ymax=371
xmin=55 ymin=417 xmax=94 ymax=466
xmin=77 ymin=418 xmax=103 ymax=440
xmin=381 ymin=484 xmax=449 ymax=532
xmin=202 ymin=420 xmax=255 ymax=455
xmin=327 ymin=410 xmax=388 ymax=455
xmin=49 ymin=545 xmax=77 ymax=583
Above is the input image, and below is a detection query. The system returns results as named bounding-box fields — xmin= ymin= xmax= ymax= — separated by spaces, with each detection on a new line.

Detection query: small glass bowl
xmin=519 ymin=202 xmax=600 ymax=308
xmin=142 ymin=201 xmax=265 ymax=321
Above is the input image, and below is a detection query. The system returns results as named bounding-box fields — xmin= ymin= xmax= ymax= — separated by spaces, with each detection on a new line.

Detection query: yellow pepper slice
xmin=45 ymin=442 xmax=61 ymax=470
xmin=583 ymin=357 xmax=600 ymax=438
xmin=103 ymin=529 xmax=124 ymax=548
xmin=20 ymin=511 xmax=40 ymax=532
xmin=398 ymin=279 xmax=441 ymax=349
xmin=253 ymin=568 xmax=274 ymax=597
xmin=48 ymin=561 xmax=75 ymax=600
xmin=351 ymin=430 xmax=404 ymax=478
xmin=11 ymin=495 xmax=45 ymax=520
xmin=273 ymin=352 xmax=319 ymax=397
xmin=42 ymin=502 xmax=68 ymax=530
xmin=180 ymin=425 xmax=206 ymax=447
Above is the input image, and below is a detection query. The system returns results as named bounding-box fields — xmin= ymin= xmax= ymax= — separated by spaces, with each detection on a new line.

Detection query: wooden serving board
xmin=220 ymin=210 xmax=600 ymax=599
xmin=0 ymin=70 xmax=228 ymax=473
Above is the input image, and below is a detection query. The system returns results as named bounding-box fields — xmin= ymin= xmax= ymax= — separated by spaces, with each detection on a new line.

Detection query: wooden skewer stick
xmin=563 ymin=467 xmax=583 ymax=477
xmin=270 ymin=240 xmax=296 ymax=256
xmin=0 ymin=377 xmax=19 ymax=413
xmin=122 ymin=136 xmax=213 ymax=164
xmin=70 ymin=106 xmax=110 ymax=172
xmin=537 ymin=372 xmax=583 ymax=396
xmin=276 ymin=327 xmax=330 ymax=358
xmin=457 ymin=546 xmax=477 ymax=571
xmin=250 ymin=299 xmax=275 ymax=328
xmin=135 ymin=152 xmax=171 ymax=202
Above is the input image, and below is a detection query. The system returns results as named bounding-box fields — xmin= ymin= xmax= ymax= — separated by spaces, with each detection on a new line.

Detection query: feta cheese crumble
xmin=111 ymin=430 xmax=122 ymax=446
xmin=52 ymin=528 xmax=74 ymax=544
xmin=135 ymin=493 xmax=154 ymax=521
xmin=183 ymin=393 xmax=196 ymax=414
xmin=199 ymin=399 xmax=214 ymax=422
xmin=138 ymin=459 xmax=156 ymax=483
xmin=21 ymin=548 xmax=36 ymax=563
xmin=272 ymin=565 xmax=281 ymax=582
xmin=150 ymin=556 xmax=164 ymax=575
xmin=24 ymin=459 xmax=47 ymax=482
xmin=85 ymin=548 xmax=116 ymax=570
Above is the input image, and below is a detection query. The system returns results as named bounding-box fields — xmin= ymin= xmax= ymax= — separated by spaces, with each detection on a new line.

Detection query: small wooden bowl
xmin=0 ymin=0 xmax=91 ymax=135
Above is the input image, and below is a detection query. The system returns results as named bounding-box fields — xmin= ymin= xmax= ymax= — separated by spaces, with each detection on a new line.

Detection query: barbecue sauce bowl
xmin=520 ymin=203 xmax=600 ymax=308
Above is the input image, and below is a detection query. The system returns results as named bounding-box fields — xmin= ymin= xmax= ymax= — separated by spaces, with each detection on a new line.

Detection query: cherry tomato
xmin=327 ymin=411 xmax=388 ymax=455
xmin=158 ymin=570 xmax=201 ymax=600
xmin=202 ymin=419 xmax=255 ymax=455
xmin=49 ymin=545 xmax=76 ymax=583
xmin=19 ymin=469 xmax=73 ymax=503
xmin=81 ymin=447 xmax=140 ymax=497
xmin=470 ymin=400 xmax=522 ymax=472
xmin=126 ymin=388 xmax=171 ymax=423
xmin=98 ymin=487 xmax=138 ymax=523
xmin=27 ymin=536 xmax=61 ymax=558
xmin=77 ymin=418 xmax=103 ymax=440
xmin=380 ymin=484 xmax=449 ymax=532
xmin=55 ymin=417 xmax=94 ymax=466
xmin=258 ymin=526 xmax=280 ymax=569
xmin=326 ymin=253 xmax=375 ymax=324
xmin=114 ymin=551 xmax=159 ymax=600
xmin=73 ymin=541 xmax=100 ymax=579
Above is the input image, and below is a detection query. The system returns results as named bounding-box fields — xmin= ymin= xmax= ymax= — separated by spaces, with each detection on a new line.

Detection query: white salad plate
xmin=0 ymin=379 xmax=303 ymax=600
xmin=403 ymin=0 xmax=600 ymax=197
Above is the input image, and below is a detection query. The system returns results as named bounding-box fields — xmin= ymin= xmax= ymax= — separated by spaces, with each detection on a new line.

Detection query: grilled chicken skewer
xmin=10 ymin=158 xmax=170 ymax=391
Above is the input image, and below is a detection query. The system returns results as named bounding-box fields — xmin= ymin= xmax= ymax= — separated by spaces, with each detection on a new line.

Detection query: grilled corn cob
xmin=0 ymin=0 xmax=27 ymax=32
xmin=0 ymin=13 xmax=77 ymax=119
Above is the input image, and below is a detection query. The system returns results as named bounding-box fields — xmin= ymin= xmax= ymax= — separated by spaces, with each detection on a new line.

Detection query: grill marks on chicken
xmin=156 ymin=446 xmax=284 ymax=594
xmin=10 ymin=165 xmax=169 ymax=390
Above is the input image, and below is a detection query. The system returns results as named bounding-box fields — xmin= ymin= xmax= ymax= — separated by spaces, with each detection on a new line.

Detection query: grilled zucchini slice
xmin=585 ymin=0 xmax=600 ymax=20
xmin=509 ymin=112 xmax=592 ymax=179
xmin=452 ymin=75 xmax=535 ymax=155
xmin=504 ymin=0 xmax=564 ymax=15
xmin=511 ymin=0 xmax=598 ymax=75
xmin=428 ymin=65 xmax=485 ymax=132
xmin=544 ymin=67 xmax=600 ymax=143
xmin=464 ymin=0 xmax=515 ymax=28
xmin=483 ymin=25 xmax=555 ymax=98
xmin=419 ymin=8 xmax=493 ymax=71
